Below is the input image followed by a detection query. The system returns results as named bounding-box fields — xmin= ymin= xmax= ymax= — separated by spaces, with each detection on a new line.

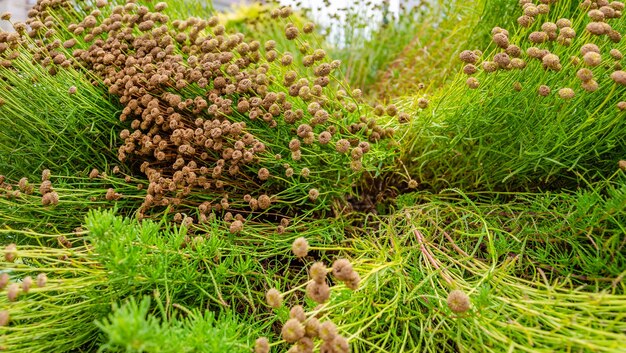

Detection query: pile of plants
xmin=1 ymin=0 xmax=625 ymax=352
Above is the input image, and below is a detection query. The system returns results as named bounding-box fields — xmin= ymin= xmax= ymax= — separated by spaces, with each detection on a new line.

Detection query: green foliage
xmin=399 ymin=0 xmax=626 ymax=191
xmin=97 ymin=296 xmax=250 ymax=353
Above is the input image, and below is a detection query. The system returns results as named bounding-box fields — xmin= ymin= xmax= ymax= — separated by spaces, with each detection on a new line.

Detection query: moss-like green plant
xmin=399 ymin=0 xmax=626 ymax=191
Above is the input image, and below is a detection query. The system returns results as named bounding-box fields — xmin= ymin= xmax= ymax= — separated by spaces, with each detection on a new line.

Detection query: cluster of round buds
xmin=256 ymin=307 xmax=348 ymax=353
xmin=37 ymin=169 xmax=59 ymax=206
xmin=576 ymin=68 xmax=599 ymax=92
xmin=8 ymin=0 xmax=394 ymax=229
xmin=331 ymin=259 xmax=360 ymax=290
xmin=306 ymin=261 xmax=331 ymax=304
xmin=447 ymin=289 xmax=471 ymax=313
xmin=517 ymin=1 xmax=550 ymax=27
xmin=583 ymin=1 xmax=623 ymax=40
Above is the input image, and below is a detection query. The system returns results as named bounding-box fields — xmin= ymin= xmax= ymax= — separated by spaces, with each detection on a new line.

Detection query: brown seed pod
xmin=447 ymin=289 xmax=471 ymax=313
xmin=466 ymin=77 xmax=480 ymax=89
xmin=611 ymin=70 xmax=626 ymax=85
xmin=36 ymin=273 xmax=48 ymax=287
xmin=332 ymin=259 xmax=354 ymax=281
xmin=309 ymin=262 xmax=327 ymax=283
xmin=463 ymin=64 xmax=477 ymax=75
xmin=558 ymin=87 xmax=575 ymax=100
xmin=0 ymin=310 xmax=8 ymax=327
xmin=318 ymin=321 xmax=338 ymax=341
xmin=254 ymin=337 xmax=270 ymax=353
xmin=581 ymin=79 xmax=599 ymax=92
xmin=285 ymin=26 xmax=299 ymax=40
xmin=266 ymin=288 xmax=282 ymax=308
xmin=306 ymin=280 xmax=330 ymax=303
xmin=459 ymin=50 xmax=478 ymax=64
xmin=576 ymin=68 xmax=594 ymax=81
xmin=292 ymin=237 xmax=309 ymax=258
xmin=282 ymin=319 xmax=305 ymax=343
xmin=290 ymin=305 xmax=307 ymax=322
xmin=4 ymin=243 xmax=17 ymax=263
xmin=538 ymin=85 xmax=551 ymax=97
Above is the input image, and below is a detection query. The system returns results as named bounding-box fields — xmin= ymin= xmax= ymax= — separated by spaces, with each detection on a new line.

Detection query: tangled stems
xmin=313 ymin=186 xmax=626 ymax=352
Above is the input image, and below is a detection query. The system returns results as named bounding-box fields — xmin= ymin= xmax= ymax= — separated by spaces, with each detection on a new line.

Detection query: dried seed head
xmin=610 ymin=49 xmax=624 ymax=60
xmin=4 ymin=243 xmax=17 ymax=262
xmin=303 ymin=22 xmax=315 ymax=33
xmin=345 ymin=271 xmax=361 ymax=290
xmin=290 ymin=305 xmax=307 ymax=322
xmin=576 ymin=68 xmax=594 ymax=81
xmin=447 ymin=289 xmax=471 ymax=313
xmin=559 ymin=27 xmax=576 ymax=39
xmin=254 ymin=337 xmax=270 ymax=353
xmin=529 ymin=31 xmax=548 ymax=43
xmin=1 ymin=12 xmax=11 ymax=21
xmin=611 ymin=70 xmax=626 ymax=85
xmin=319 ymin=321 xmax=338 ymax=341
xmin=581 ymin=43 xmax=600 ymax=56
xmin=230 ymin=220 xmax=243 ymax=234
xmin=588 ymin=9 xmax=605 ymax=21
xmin=335 ymin=139 xmax=350 ymax=153
xmin=306 ymin=280 xmax=330 ymax=303
xmin=538 ymin=85 xmax=551 ymax=96
xmin=459 ymin=50 xmax=478 ymax=64
xmin=618 ymin=101 xmax=626 ymax=111
xmin=558 ymin=87 xmax=575 ymax=100
xmin=258 ymin=168 xmax=270 ymax=181
xmin=308 ymin=188 xmax=319 ymax=201
xmin=482 ymin=61 xmax=498 ymax=72
xmin=493 ymin=52 xmax=511 ymax=67
xmin=292 ymin=237 xmax=309 ymax=258
xmin=89 ymin=168 xmax=99 ymax=179
xmin=492 ymin=32 xmax=509 ymax=48
xmin=285 ymin=26 xmax=299 ymax=40
xmin=266 ymin=288 xmax=282 ymax=308
xmin=42 ymin=169 xmax=51 ymax=181
xmin=542 ymin=53 xmax=561 ymax=70
xmin=417 ymin=98 xmax=429 ymax=109
xmin=331 ymin=335 xmax=350 ymax=353
xmin=620 ymin=159 xmax=626 ymax=170
xmin=408 ymin=179 xmax=418 ymax=189
xmin=36 ymin=273 xmax=47 ymax=287
xmin=282 ymin=319 xmax=305 ymax=343
xmin=258 ymin=194 xmax=272 ymax=209
xmin=0 ymin=310 xmax=8 ymax=327
xmin=466 ymin=77 xmax=480 ymax=89
xmin=517 ymin=15 xmax=534 ymax=27
xmin=581 ymin=79 xmax=599 ymax=92
xmin=310 ymin=262 xmax=327 ymax=283
xmin=586 ymin=21 xmax=608 ymax=35
xmin=332 ymin=259 xmax=354 ymax=281
xmin=21 ymin=276 xmax=32 ymax=293
xmin=583 ymin=52 xmax=602 ymax=66
xmin=41 ymin=191 xmax=59 ymax=206
xmin=506 ymin=45 xmax=522 ymax=57
xmin=7 ymin=283 xmax=19 ymax=302
xmin=541 ymin=22 xmax=557 ymax=33
xmin=0 ymin=273 xmax=8 ymax=290
xmin=556 ymin=18 xmax=572 ymax=28
xmin=318 ymin=131 xmax=332 ymax=144
xmin=463 ymin=64 xmax=477 ymax=75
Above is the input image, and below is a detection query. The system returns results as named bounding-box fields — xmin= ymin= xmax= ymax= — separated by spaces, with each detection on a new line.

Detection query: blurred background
xmin=0 ymin=0 xmax=35 ymax=31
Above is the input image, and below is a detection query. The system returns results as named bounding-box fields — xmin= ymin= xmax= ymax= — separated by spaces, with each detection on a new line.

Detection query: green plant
xmin=398 ymin=0 xmax=626 ymax=191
